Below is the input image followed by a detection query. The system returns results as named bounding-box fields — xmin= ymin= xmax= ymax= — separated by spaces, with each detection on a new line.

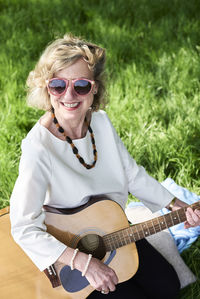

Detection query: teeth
xmin=63 ymin=102 xmax=79 ymax=108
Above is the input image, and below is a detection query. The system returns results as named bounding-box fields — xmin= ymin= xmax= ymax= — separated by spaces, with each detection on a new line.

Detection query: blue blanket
xmin=127 ymin=178 xmax=200 ymax=253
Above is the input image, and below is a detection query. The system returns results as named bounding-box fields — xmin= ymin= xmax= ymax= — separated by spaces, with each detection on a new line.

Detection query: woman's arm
xmin=10 ymin=138 xmax=67 ymax=271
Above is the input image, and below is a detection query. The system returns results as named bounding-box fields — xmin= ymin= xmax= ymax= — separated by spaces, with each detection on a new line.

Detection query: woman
xmin=10 ymin=34 xmax=200 ymax=299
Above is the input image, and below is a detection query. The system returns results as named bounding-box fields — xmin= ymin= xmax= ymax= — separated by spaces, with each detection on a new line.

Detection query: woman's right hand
xmin=85 ymin=257 xmax=119 ymax=294
xmin=57 ymin=248 xmax=118 ymax=294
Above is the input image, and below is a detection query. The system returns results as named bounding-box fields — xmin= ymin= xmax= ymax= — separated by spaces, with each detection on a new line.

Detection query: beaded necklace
xmin=51 ymin=107 xmax=97 ymax=169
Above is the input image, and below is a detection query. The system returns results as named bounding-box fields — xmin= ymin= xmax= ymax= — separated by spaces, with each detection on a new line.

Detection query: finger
xmin=194 ymin=209 xmax=200 ymax=217
xmin=108 ymin=268 xmax=118 ymax=285
xmin=186 ymin=209 xmax=196 ymax=226
xmin=190 ymin=212 xmax=199 ymax=223
xmin=189 ymin=208 xmax=200 ymax=222
xmin=184 ymin=221 xmax=190 ymax=229
xmin=186 ymin=207 xmax=193 ymax=214
xmin=112 ymin=273 xmax=119 ymax=285
xmin=194 ymin=209 xmax=200 ymax=225
xmin=107 ymin=281 xmax=116 ymax=292
xmin=101 ymin=288 xmax=110 ymax=295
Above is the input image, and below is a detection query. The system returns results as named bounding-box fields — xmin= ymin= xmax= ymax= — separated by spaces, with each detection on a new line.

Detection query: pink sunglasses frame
xmin=47 ymin=78 xmax=96 ymax=97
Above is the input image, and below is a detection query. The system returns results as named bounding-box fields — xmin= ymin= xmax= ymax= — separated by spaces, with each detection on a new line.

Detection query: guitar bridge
xmin=43 ymin=264 xmax=61 ymax=288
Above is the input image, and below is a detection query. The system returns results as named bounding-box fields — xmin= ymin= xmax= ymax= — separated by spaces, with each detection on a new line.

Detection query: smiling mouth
xmin=61 ymin=102 xmax=80 ymax=108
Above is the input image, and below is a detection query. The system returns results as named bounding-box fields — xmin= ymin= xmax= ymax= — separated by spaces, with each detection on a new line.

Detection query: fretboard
xmin=103 ymin=201 xmax=200 ymax=252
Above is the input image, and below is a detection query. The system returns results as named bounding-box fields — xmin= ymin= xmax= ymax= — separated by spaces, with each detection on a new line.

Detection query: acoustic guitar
xmin=0 ymin=199 xmax=199 ymax=299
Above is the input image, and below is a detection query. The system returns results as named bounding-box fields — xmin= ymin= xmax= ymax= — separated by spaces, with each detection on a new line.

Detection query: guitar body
xmin=0 ymin=200 xmax=138 ymax=299
xmin=0 ymin=208 xmax=70 ymax=299
xmin=45 ymin=199 xmax=139 ymax=298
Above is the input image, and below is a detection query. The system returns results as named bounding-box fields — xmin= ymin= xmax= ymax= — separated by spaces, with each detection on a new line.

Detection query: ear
xmin=93 ymin=82 xmax=99 ymax=94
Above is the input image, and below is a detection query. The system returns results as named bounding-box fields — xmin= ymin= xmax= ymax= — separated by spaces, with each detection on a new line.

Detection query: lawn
xmin=0 ymin=0 xmax=200 ymax=298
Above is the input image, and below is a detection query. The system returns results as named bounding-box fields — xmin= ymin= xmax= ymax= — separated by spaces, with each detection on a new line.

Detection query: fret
xmin=127 ymin=227 xmax=135 ymax=243
xmin=122 ymin=231 xmax=128 ymax=247
xmin=105 ymin=233 xmax=116 ymax=250
xmin=169 ymin=212 xmax=174 ymax=227
xmin=163 ymin=214 xmax=168 ymax=229
xmin=164 ymin=213 xmax=173 ymax=228
xmin=159 ymin=215 xmax=167 ymax=230
xmin=138 ymin=224 xmax=146 ymax=238
xmin=176 ymin=210 xmax=181 ymax=223
xmin=118 ymin=231 xmax=125 ymax=247
xmin=123 ymin=230 xmax=129 ymax=245
xmin=115 ymin=232 xmax=122 ymax=249
xmin=103 ymin=234 xmax=113 ymax=251
xmin=130 ymin=225 xmax=140 ymax=241
xmin=178 ymin=208 xmax=187 ymax=222
xmin=148 ymin=220 xmax=156 ymax=235
xmin=146 ymin=220 xmax=152 ymax=235
xmin=135 ymin=224 xmax=144 ymax=239
xmin=170 ymin=211 xmax=180 ymax=225
xmin=130 ymin=227 xmax=137 ymax=242
xmin=140 ymin=222 xmax=151 ymax=237
xmin=103 ymin=237 xmax=113 ymax=252
xmin=158 ymin=217 xmax=162 ymax=231
xmin=112 ymin=232 xmax=121 ymax=249
xmin=122 ymin=230 xmax=128 ymax=245
xmin=126 ymin=227 xmax=134 ymax=244
xmin=111 ymin=232 xmax=119 ymax=249
xmin=151 ymin=219 xmax=157 ymax=234
xmin=152 ymin=217 xmax=162 ymax=233
xmin=121 ymin=229 xmax=132 ymax=246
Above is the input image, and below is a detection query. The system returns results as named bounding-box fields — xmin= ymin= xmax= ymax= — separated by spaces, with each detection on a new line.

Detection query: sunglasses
xmin=47 ymin=78 xmax=95 ymax=97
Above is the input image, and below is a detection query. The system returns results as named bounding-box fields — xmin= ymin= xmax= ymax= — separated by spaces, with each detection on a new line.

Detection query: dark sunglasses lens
xmin=74 ymin=80 xmax=92 ymax=95
xmin=49 ymin=79 xmax=66 ymax=95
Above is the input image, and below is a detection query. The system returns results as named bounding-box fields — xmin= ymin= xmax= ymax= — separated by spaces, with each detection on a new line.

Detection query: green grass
xmin=0 ymin=0 xmax=200 ymax=298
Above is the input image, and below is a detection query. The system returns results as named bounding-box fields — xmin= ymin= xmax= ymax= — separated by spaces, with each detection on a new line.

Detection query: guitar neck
xmin=103 ymin=201 xmax=200 ymax=252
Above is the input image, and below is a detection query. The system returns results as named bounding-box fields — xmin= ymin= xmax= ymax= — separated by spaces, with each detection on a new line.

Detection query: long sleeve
xmin=10 ymin=139 xmax=67 ymax=271
xmin=108 ymin=119 xmax=174 ymax=212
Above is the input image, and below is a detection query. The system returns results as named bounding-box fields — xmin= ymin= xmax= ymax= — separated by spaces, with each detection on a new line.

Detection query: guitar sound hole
xmin=77 ymin=234 xmax=106 ymax=260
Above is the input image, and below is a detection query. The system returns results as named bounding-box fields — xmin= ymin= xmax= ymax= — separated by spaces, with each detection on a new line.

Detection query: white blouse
xmin=10 ymin=110 xmax=174 ymax=271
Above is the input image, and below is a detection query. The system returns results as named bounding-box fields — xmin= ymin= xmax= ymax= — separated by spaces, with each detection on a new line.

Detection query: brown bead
xmin=72 ymin=147 xmax=78 ymax=154
xmin=58 ymin=127 xmax=64 ymax=133
xmin=79 ymin=157 xmax=85 ymax=164
xmin=66 ymin=136 xmax=72 ymax=144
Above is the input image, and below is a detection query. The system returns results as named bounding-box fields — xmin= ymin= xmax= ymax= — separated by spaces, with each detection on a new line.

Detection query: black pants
xmin=88 ymin=239 xmax=180 ymax=299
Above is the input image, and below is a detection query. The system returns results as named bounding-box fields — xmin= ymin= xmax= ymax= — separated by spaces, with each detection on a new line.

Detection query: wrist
xmin=82 ymin=254 xmax=92 ymax=276
xmin=73 ymin=251 xmax=90 ymax=272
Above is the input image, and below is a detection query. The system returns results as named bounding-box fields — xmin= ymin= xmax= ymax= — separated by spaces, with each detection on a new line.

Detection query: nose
xmin=62 ymin=82 xmax=76 ymax=100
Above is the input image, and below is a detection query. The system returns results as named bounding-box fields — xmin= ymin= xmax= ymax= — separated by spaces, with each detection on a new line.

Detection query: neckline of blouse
xmin=38 ymin=114 xmax=94 ymax=144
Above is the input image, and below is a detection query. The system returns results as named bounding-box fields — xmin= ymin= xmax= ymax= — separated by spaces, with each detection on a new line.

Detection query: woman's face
xmin=49 ymin=58 xmax=97 ymax=124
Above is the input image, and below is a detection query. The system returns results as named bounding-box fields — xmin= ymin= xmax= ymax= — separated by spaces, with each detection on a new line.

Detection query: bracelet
xmin=169 ymin=198 xmax=176 ymax=211
xmin=82 ymin=254 xmax=92 ymax=277
xmin=70 ymin=248 xmax=79 ymax=270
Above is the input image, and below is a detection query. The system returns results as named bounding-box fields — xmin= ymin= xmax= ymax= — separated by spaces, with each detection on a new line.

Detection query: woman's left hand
xmin=166 ymin=198 xmax=200 ymax=229
xmin=184 ymin=207 xmax=200 ymax=229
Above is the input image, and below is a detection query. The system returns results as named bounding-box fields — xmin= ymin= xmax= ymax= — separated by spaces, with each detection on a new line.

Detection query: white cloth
xmin=10 ymin=110 xmax=174 ymax=271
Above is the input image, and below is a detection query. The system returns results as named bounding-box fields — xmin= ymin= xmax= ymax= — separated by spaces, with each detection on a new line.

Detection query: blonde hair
xmin=26 ymin=34 xmax=106 ymax=111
